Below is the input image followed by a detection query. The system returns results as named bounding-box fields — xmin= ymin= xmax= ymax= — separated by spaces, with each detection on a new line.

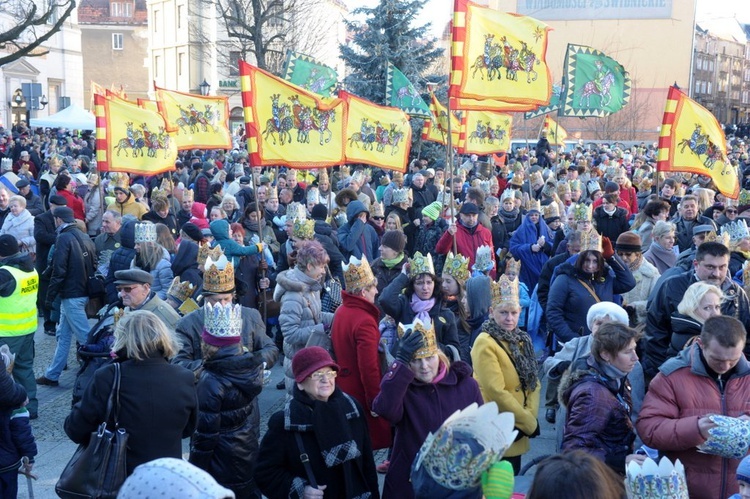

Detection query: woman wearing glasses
xmin=255 ymin=346 xmax=379 ymax=499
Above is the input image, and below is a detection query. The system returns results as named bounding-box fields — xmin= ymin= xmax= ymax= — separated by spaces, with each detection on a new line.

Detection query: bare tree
xmin=0 ymin=0 xmax=76 ymax=67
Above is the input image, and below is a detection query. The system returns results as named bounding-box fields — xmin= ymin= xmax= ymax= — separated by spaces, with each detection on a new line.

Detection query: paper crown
xmin=569 ymin=179 xmax=582 ymax=192
xmin=0 ymin=158 xmax=11 ymax=173
xmin=704 ymin=229 xmax=731 ymax=247
xmin=572 ymin=203 xmax=592 ymax=222
xmin=625 ymin=457 xmax=688 ymax=499
xmin=392 ymin=188 xmax=410 ymax=204
xmin=203 ymin=302 xmax=242 ymax=340
xmin=397 ymin=319 xmax=438 ymax=359
xmin=292 ymin=219 xmax=315 ymax=240
xmin=529 ymin=171 xmax=543 ymax=186
xmin=178 ymin=298 xmax=200 ymax=316
xmin=541 ymin=182 xmax=556 ymax=198
xmin=342 ymin=255 xmax=376 ymax=291
xmin=605 ymin=165 xmax=618 ymax=178
xmin=436 ymin=190 xmax=450 ymax=205
xmin=317 ymin=170 xmax=329 ymax=184
xmin=167 ymin=276 xmax=196 ymax=304
xmin=351 ymin=170 xmax=365 ymax=186
xmin=306 ymin=187 xmax=320 ymax=205
xmin=697 ymin=414 xmax=750 ymax=459
xmin=542 ymin=202 xmax=560 ymax=220
xmin=744 ymin=261 xmax=750 ymax=292
xmin=587 ymin=179 xmax=602 ymax=194
xmin=479 ymin=180 xmax=491 ymax=194
xmin=721 ymin=219 xmax=750 ymax=244
xmin=509 ymin=174 xmax=524 ymax=187
xmin=203 ymin=254 xmax=235 ymax=294
xmin=505 ymin=257 xmax=521 ymax=276
xmin=557 ymin=182 xmax=571 ymax=196
xmin=197 ymin=242 xmax=223 ymax=268
xmin=412 ymin=402 xmax=517 ymax=493
xmin=286 ymin=202 xmax=307 ymax=222
xmin=134 ymin=222 xmax=157 ymax=244
xmin=159 ymin=177 xmax=173 ymax=192
xmin=151 ymin=186 xmax=168 ymax=201
xmin=339 ymin=165 xmax=351 ymax=179
xmin=580 ymin=230 xmax=603 ymax=252
xmin=267 ymin=185 xmax=279 ymax=200
xmin=444 ymin=252 xmax=470 ymax=283
xmin=526 ymin=198 xmax=541 ymax=213
xmin=491 ymin=275 xmax=520 ymax=306
xmin=110 ymin=172 xmax=130 ymax=190
xmin=371 ymin=201 xmax=385 ymax=218
xmin=500 ymin=189 xmax=515 ymax=202
xmin=409 ymin=252 xmax=435 ymax=278
xmin=182 ymin=188 xmax=194 ymax=201
xmin=472 ymin=245 xmax=494 ymax=273
xmin=739 ymin=189 xmax=750 ymax=206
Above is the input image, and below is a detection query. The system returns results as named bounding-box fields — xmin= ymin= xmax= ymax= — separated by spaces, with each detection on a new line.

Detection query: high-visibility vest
xmin=0 ymin=265 xmax=39 ymax=336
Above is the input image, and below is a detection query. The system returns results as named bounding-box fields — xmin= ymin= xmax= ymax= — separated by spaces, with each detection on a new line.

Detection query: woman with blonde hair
xmin=668 ymin=281 xmax=724 ymax=356
xmin=0 ymin=195 xmax=35 ymax=254
xmin=385 ymin=212 xmax=402 ymax=232
xmin=642 ymin=220 xmax=676 ymax=273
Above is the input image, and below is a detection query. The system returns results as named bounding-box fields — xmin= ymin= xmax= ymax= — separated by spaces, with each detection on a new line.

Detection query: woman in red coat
xmin=55 ymin=174 xmax=86 ymax=221
xmin=331 ymin=255 xmax=392 ymax=450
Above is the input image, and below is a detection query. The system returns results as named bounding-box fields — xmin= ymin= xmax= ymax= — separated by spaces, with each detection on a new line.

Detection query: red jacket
xmin=59 ymin=190 xmax=86 ymax=221
xmin=636 ymin=344 xmax=750 ymax=499
xmin=436 ymin=221 xmax=495 ymax=277
xmin=331 ymin=291 xmax=392 ymax=450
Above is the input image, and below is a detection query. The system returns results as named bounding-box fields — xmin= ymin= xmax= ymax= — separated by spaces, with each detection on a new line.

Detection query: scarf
xmin=593 ymin=357 xmax=629 ymax=392
xmin=647 ymin=240 xmax=676 ymax=272
xmin=498 ymin=207 xmax=520 ymax=228
xmin=627 ymin=253 xmax=644 ymax=272
xmin=410 ymin=294 xmax=435 ymax=323
xmin=242 ymin=218 xmax=266 ymax=235
xmin=382 ymin=253 xmax=404 ymax=269
xmin=481 ymin=318 xmax=539 ymax=393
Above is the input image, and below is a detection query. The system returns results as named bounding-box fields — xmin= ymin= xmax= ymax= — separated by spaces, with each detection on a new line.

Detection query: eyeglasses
xmin=726 ymin=209 xmax=738 ymax=214
xmin=310 ymin=370 xmax=337 ymax=381
xmin=372 ymin=216 xmax=384 ymax=221
xmin=116 ymin=285 xmax=140 ymax=293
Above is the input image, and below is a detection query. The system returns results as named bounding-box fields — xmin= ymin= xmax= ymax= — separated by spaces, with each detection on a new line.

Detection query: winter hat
xmin=737 ymin=454 xmax=750 ymax=484
xmin=181 ymin=222 xmax=203 ymax=242
xmin=604 ymin=181 xmax=620 ymax=193
xmin=0 ymin=235 xmax=19 ymax=257
xmin=292 ymin=346 xmax=339 ymax=383
xmin=381 ymin=230 xmax=406 ymax=254
xmin=118 ymin=458 xmax=235 ymax=499
xmin=49 ymin=194 xmax=67 ymax=207
xmin=191 ymin=202 xmax=207 ymax=219
xmin=310 ymin=204 xmax=328 ymax=221
xmin=53 ymin=206 xmax=76 ymax=224
xmin=459 ymin=202 xmax=480 ymax=215
xmin=586 ymin=302 xmax=629 ymax=331
xmin=614 ymin=231 xmax=642 ymax=253
xmin=421 ymin=201 xmax=442 ymax=222
xmin=202 ymin=161 xmax=215 ymax=173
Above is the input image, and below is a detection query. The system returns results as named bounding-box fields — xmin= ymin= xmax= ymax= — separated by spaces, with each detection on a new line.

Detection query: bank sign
xmin=516 ymin=0 xmax=672 ymax=20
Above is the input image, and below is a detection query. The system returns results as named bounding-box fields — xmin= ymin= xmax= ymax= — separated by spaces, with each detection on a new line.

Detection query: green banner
xmin=524 ymin=82 xmax=562 ymax=119
xmin=558 ymin=44 xmax=630 ymax=118
xmin=282 ymin=50 xmax=338 ymax=97
xmin=385 ymin=63 xmax=431 ymax=118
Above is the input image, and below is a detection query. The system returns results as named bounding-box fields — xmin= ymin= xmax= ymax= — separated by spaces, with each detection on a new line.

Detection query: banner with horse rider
xmin=282 ymin=50 xmax=339 ymax=98
xmin=524 ymin=81 xmax=562 ymax=119
xmin=421 ymin=93 xmax=461 ymax=146
xmin=239 ymin=60 xmax=345 ymax=168
xmin=385 ymin=63 xmax=431 ymax=118
xmin=543 ymin=115 xmax=567 ymax=147
xmin=657 ymin=85 xmax=739 ymax=199
xmin=94 ymin=92 xmax=178 ymax=175
xmin=458 ymin=110 xmax=512 ymax=155
xmin=137 ymin=99 xmax=159 ymax=113
xmin=558 ymin=44 xmax=630 ymax=118
xmin=154 ymin=87 xmax=232 ymax=150
xmin=340 ymin=90 xmax=412 ymax=173
xmin=450 ymin=0 xmax=552 ymax=111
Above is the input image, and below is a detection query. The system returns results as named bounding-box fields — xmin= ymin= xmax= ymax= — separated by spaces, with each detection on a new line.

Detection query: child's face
xmin=739 ymin=480 xmax=750 ymax=499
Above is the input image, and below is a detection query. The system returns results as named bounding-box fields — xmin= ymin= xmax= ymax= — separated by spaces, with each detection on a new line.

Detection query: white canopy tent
xmin=29 ymin=103 xmax=96 ymax=130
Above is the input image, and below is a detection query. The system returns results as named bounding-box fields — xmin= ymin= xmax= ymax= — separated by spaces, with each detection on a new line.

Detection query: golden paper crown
xmin=739 ymin=189 xmax=750 ymax=206
xmin=443 ymin=252 xmax=470 ymax=283
xmin=743 ymin=261 xmax=750 ymax=292
xmin=371 ymin=201 xmax=385 ymax=218
xmin=203 ymin=254 xmax=235 ymax=294
xmin=340 ymin=165 xmax=351 ymax=178
xmin=151 ymin=186 xmax=168 ymax=202
xmin=110 ymin=172 xmax=130 ymax=190
xmin=267 ymin=185 xmax=279 ymax=200
xmin=529 ymin=171 xmax=543 ymax=186
xmin=557 ymin=182 xmax=571 ymax=196
xmin=167 ymin=276 xmax=196 ymax=304
xmin=292 ymin=219 xmax=315 ymax=240
xmin=318 ymin=170 xmax=329 ymax=185
xmin=542 ymin=202 xmax=560 ymax=220
xmin=197 ymin=242 xmax=223 ymax=268
xmin=159 ymin=177 xmax=173 ymax=192
xmin=580 ymin=230 xmax=603 ymax=252
xmin=342 ymin=255 xmax=376 ymax=291
xmin=409 ymin=252 xmax=435 ymax=278
xmin=182 ymin=188 xmax=194 ymax=201
xmin=491 ymin=275 xmax=520 ymax=306
xmin=526 ymin=198 xmax=541 ymax=212
xmin=505 ymin=258 xmax=521 ymax=276
xmin=572 ymin=203 xmax=592 ymax=222
xmin=397 ymin=319 xmax=438 ymax=359
xmin=704 ymin=229 xmax=731 ymax=248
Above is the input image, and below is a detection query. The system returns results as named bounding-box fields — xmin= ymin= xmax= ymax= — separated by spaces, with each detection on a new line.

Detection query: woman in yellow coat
xmin=471 ymin=275 xmax=541 ymax=475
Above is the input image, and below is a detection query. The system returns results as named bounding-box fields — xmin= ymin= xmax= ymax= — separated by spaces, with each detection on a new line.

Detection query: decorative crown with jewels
xmin=444 ymin=252 xmax=470 ymax=283
xmin=557 ymin=182 xmax=571 ymax=196
xmin=526 ymin=198 xmax=541 ymax=213
xmin=505 ymin=257 xmax=521 ymax=276
xmin=150 ymin=186 xmax=168 ymax=202
xmin=703 ymin=229 xmax=731 ymax=248
xmin=286 ymin=202 xmax=307 ymax=222
xmin=182 ymin=188 xmax=194 ymax=201
xmin=110 ymin=172 xmax=130 ymax=190
xmin=739 ymin=189 xmax=750 ymax=206
xmin=543 ymin=202 xmax=560 ymax=220
xmin=409 ymin=252 xmax=435 ymax=278
xmin=342 ymin=255 xmax=376 ymax=291
xmin=397 ymin=319 xmax=438 ymax=359
xmin=306 ymin=187 xmax=320 ymax=205
xmin=721 ymin=219 xmax=750 ymax=244
xmin=392 ymin=187 xmax=410 ymax=204
xmin=491 ymin=274 xmax=520 ymax=306
xmin=572 ymin=203 xmax=592 ymax=222
xmin=625 ymin=457 xmax=688 ymax=499
xmin=292 ymin=219 xmax=315 ymax=240
xmin=134 ymin=222 xmax=157 ymax=244
xmin=542 ymin=182 xmax=556 ymax=198
xmin=472 ymin=245 xmax=494 ymax=273
xmin=197 ymin=242 xmax=223 ymax=268
xmin=203 ymin=253 xmax=235 ymax=294
xmin=529 ymin=171 xmax=543 ymax=186
xmin=203 ymin=302 xmax=242 ymax=339
xmin=569 ymin=179 xmax=582 ymax=192
xmin=580 ymin=229 xmax=603 ymax=252
xmin=167 ymin=276 xmax=196 ymax=304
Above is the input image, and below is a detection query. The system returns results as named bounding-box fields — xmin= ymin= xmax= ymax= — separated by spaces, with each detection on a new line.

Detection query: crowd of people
xmin=4 ymin=121 xmax=750 ymax=498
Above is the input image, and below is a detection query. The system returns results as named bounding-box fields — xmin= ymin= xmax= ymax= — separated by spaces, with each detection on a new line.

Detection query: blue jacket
xmin=210 ymin=219 xmax=261 ymax=267
xmin=337 ymin=201 xmax=380 ymax=261
xmin=106 ymin=221 xmax=136 ymax=303
xmin=509 ymin=214 xmax=552 ymax=291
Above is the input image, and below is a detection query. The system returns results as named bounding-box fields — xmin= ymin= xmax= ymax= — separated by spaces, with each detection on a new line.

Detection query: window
xmin=155 ymin=56 xmax=161 ymax=78
xmin=178 ymin=52 xmax=185 ymax=76
xmin=707 ymin=82 xmax=712 ymax=94
xmin=111 ymin=2 xmax=133 ymax=17
xmin=112 ymin=33 xmax=124 ymax=50
xmin=154 ymin=10 xmax=160 ymax=32
xmin=177 ymin=4 xmax=183 ymax=29
xmin=229 ymin=51 xmax=241 ymax=76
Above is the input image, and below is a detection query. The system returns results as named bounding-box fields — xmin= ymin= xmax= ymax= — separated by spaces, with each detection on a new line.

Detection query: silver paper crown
xmin=721 ymin=219 xmax=750 ymax=244
xmin=625 ymin=456 xmax=688 ymax=499
xmin=0 ymin=158 xmax=12 ymax=173
xmin=392 ymin=188 xmax=410 ymax=204
xmin=286 ymin=202 xmax=307 ymax=222
xmin=479 ymin=180 xmax=491 ymax=194
xmin=203 ymin=302 xmax=242 ymax=339
xmin=472 ymin=245 xmax=494 ymax=272
xmin=306 ymin=187 xmax=320 ymax=205
xmin=134 ymin=222 xmax=157 ymax=244
xmin=500 ymin=189 xmax=515 ymax=202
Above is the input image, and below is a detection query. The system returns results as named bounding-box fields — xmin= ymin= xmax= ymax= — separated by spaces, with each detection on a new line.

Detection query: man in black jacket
xmin=37 ymin=207 xmax=97 ymax=387
xmin=34 ymin=194 xmax=66 ymax=335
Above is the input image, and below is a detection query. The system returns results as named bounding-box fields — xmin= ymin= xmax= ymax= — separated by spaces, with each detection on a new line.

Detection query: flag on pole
xmin=543 ymin=116 xmax=567 ymax=146
xmin=90 ymin=81 xmax=107 ymax=110
xmin=422 ymin=94 xmax=461 ymax=146
xmin=558 ymin=44 xmax=630 ymax=117
xmin=340 ymin=91 xmax=412 ymax=172
xmin=94 ymin=93 xmax=178 ymax=175
xmin=282 ymin=50 xmax=339 ymax=97
xmin=109 ymin=84 xmax=128 ymax=100
xmin=137 ymin=99 xmax=159 ymax=113
xmin=459 ymin=110 xmax=512 ymax=155
xmin=239 ymin=60 xmax=345 ymax=168
xmin=450 ymin=0 xmax=552 ymax=110
xmin=385 ymin=63 xmax=431 ymax=118
xmin=155 ymin=87 xmax=233 ymax=150
xmin=657 ymin=86 xmax=738 ymax=199
xmin=524 ymin=82 xmax=562 ymax=119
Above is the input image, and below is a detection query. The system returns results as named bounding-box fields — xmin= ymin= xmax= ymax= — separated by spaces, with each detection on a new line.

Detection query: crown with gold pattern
xmin=397 ymin=319 xmax=438 ymax=359
xmin=178 ymin=298 xmax=200 ymax=316
xmin=167 ymin=276 xmax=197 ymax=304
xmin=109 ymin=172 xmax=130 ymax=190
xmin=159 ymin=177 xmax=173 ymax=192
xmin=739 ymin=189 xmax=750 ymax=206
xmin=490 ymin=275 xmax=520 ymax=306
xmin=134 ymin=222 xmax=157 ymax=244
xmin=703 ymin=229 xmax=731 ymax=247
xmin=182 ymin=188 xmax=194 ymax=201
xmin=572 ymin=203 xmax=592 ymax=222
xmin=151 ymin=186 xmax=168 ymax=202
xmin=317 ymin=170 xmax=329 ymax=185
xmin=443 ymin=252 xmax=470 ymax=283
xmin=505 ymin=258 xmax=521 ymax=276
xmin=371 ymin=201 xmax=385 ymax=218
xmin=526 ymin=198 xmax=541 ymax=213
xmin=569 ymin=179 xmax=582 ymax=192
xmin=197 ymin=243 xmax=223 ymax=268
xmin=580 ymin=230 xmax=603 ymax=252
xmin=292 ymin=219 xmax=315 ymax=240
xmin=203 ymin=302 xmax=242 ymax=340
xmin=542 ymin=202 xmax=560 ymax=220
xmin=557 ymin=182 xmax=571 ymax=196
xmin=342 ymin=255 xmax=376 ymax=291
xmin=472 ymin=245 xmax=494 ymax=273
xmin=409 ymin=252 xmax=435 ymax=278
xmin=743 ymin=261 xmax=750 ymax=294
xmin=542 ymin=182 xmax=556 ymax=198
xmin=529 ymin=171 xmax=543 ymax=186
xmin=203 ymin=253 xmax=235 ymax=294
xmin=286 ymin=202 xmax=307 ymax=222
xmin=721 ymin=219 xmax=750 ymax=245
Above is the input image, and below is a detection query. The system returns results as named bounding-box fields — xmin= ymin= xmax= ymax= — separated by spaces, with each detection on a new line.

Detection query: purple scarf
xmin=410 ymin=294 xmax=435 ymax=323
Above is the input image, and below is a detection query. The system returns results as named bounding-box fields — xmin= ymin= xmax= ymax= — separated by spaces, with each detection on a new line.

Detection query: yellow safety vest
xmin=0 ymin=265 xmax=39 ymax=336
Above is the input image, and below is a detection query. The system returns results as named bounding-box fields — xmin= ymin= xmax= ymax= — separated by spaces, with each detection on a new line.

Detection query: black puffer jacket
xmin=190 ymin=346 xmax=264 ymax=496
xmin=47 ymin=223 xmax=95 ymax=302
xmin=105 ymin=221 xmax=137 ymax=303
xmin=171 ymin=240 xmax=202 ymax=293
xmin=314 ymin=220 xmax=344 ymax=284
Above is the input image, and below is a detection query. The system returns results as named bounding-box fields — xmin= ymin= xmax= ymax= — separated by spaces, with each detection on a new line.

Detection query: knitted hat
xmin=0 ymin=235 xmax=18 ymax=257
xmin=381 ymin=230 xmax=406 ymax=254
xmin=614 ymin=231 xmax=642 ymax=253
xmin=737 ymin=454 xmax=750 ymax=484
xmin=118 ymin=458 xmax=235 ymax=499
xmin=202 ymin=161 xmax=215 ymax=172
xmin=310 ymin=204 xmax=328 ymax=221
xmin=292 ymin=346 xmax=339 ymax=383
xmin=586 ymin=302 xmax=629 ymax=331
xmin=421 ymin=201 xmax=442 ymax=221
xmin=181 ymin=222 xmax=203 ymax=242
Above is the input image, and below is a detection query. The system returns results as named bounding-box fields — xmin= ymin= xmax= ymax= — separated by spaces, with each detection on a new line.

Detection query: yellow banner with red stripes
xmin=155 ymin=87 xmax=232 ymax=150
xmin=137 ymin=99 xmax=160 ymax=113
xmin=459 ymin=110 xmax=512 ymax=155
xmin=421 ymin=94 xmax=461 ymax=146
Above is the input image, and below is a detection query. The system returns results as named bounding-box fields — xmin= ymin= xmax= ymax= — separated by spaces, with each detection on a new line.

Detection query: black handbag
xmin=56 ymin=363 xmax=129 ymax=499
xmin=321 ymin=265 xmax=342 ymax=314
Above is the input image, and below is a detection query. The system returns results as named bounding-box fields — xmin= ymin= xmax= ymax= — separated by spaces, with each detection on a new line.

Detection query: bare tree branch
xmin=0 ymin=0 xmax=77 ymax=67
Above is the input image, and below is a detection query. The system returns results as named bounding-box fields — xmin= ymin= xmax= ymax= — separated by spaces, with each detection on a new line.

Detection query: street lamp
xmin=10 ymin=89 xmax=26 ymax=125
xmin=199 ymin=79 xmax=210 ymax=96
xmin=40 ymin=95 xmax=48 ymax=109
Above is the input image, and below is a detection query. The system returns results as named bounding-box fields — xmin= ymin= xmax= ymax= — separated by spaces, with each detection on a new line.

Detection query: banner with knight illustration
xmin=558 ymin=44 xmax=630 ymax=117
xmin=422 ymin=94 xmax=461 ymax=146
xmin=524 ymin=81 xmax=562 ymax=119
xmin=283 ymin=50 xmax=339 ymax=97
xmin=450 ymin=0 xmax=552 ymax=110
xmin=155 ymin=87 xmax=232 ymax=150
xmin=239 ymin=60 xmax=345 ymax=168
xmin=94 ymin=93 xmax=178 ymax=175
xmin=385 ymin=63 xmax=431 ymax=118
xmin=657 ymin=86 xmax=738 ymax=199
xmin=340 ymin=91 xmax=411 ymax=173
xmin=459 ymin=110 xmax=512 ymax=155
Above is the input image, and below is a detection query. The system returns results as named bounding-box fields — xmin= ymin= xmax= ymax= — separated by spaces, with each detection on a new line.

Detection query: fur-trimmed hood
xmin=273 ymin=268 xmax=322 ymax=302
